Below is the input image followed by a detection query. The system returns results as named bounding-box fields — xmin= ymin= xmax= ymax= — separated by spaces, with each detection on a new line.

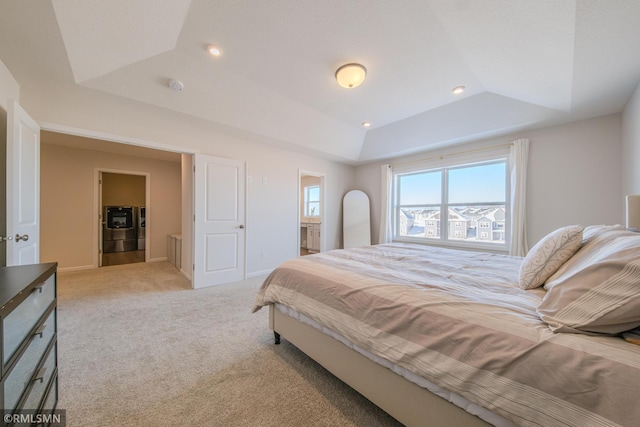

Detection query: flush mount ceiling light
xmin=362 ymin=121 xmax=372 ymax=128
xmin=335 ymin=63 xmax=367 ymax=88
xmin=207 ymin=45 xmax=223 ymax=57
xmin=452 ymin=85 xmax=466 ymax=95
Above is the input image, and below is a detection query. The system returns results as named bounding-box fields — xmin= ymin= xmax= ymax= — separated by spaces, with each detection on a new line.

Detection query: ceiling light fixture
xmin=362 ymin=121 xmax=371 ymax=128
xmin=208 ymin=45 xmax=223 ymax=57
xmin=335 ymin=63 xmax=367 ymax=89
xmin=452 ymin=85 xmax=466 ymax=95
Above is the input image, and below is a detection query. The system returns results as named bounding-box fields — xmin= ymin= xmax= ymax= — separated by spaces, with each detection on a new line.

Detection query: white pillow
xmin=538 ymin=226 xmax=640 ymax=335
xmin=518 ymin=225 xmax=584 ymax=290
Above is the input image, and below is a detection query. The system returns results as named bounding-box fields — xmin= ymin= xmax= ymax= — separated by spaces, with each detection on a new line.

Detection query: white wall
xmin=0 ymin=58 xmax=19 ymax=110
xmin=40 ymin=142 xmax=182 ymax=269
xmin=19 ymin=83 xmax=355 ymax=276
xmin=356 ymin=114 xmax=624 ymax=249
xmin=527 ymin=114 xmax=622 ymax=244
xmin=622 ymin=81 xmax=640 ymax=195
xmin=245 ymin=147 xmax=353 ymax=274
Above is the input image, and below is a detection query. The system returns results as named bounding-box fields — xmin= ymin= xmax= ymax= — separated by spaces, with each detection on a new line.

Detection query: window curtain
xmin=509 ymin=138 xmax=529 ymax=256
xmin=379 ymin=164 xmax=393 ymax=244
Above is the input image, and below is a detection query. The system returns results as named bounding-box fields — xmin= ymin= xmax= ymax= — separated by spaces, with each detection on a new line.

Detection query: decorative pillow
xmin=537 ymin=226 xmax=640 ymax=335
xmin=518 ymin=225 xmax=584 ymax=290
xmin=581 ymin=224 xmax=626 ymax=242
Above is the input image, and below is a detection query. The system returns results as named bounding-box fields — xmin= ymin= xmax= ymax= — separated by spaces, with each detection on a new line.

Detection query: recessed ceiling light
xmin=362 ymin=121 xmax=372 ymax=128
xmin=208 ymin=45 xmax=223 ymax=57
xmin=452 ymin=85 xmax=465 ymax=95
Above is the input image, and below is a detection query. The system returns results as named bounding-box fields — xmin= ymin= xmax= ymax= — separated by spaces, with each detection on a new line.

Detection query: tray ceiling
xmin=1 ymin=0 xmax=639 ymax=162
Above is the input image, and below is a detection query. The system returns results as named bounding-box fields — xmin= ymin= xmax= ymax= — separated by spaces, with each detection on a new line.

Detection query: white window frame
xmin=391 ymin=148 xmax=510 ymax=253
xmin=304 ymin=185 xmax=320 ymax=218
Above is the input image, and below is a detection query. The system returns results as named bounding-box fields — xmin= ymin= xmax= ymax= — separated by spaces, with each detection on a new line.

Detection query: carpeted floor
xmin=56 ymin=261 xmax=402 ymax=426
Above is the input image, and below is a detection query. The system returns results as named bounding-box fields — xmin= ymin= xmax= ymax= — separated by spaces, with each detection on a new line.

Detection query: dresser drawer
xmin=1 ymin=309 xmax=56 ymax=412
xmin=20 ymin=342 xmax=57 ymax=412
xmin=41 ymin=372 xmax=58 ymax=412
xmin=8 ymin=373 xmax=59 ymax=427
xmin=2 ymin=274 xmax=56 ymax=366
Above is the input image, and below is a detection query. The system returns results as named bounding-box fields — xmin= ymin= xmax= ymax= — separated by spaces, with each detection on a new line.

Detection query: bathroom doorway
xmin=298 ymin=170 xmax=325 ymax=257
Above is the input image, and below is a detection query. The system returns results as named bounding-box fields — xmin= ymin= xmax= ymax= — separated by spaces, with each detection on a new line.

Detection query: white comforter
xmin=254 ymin=243 xmax=640 ymax=427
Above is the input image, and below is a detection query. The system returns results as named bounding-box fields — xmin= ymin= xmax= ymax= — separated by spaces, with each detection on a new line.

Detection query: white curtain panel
xmin=509 ymin=138 xmax=530 ymax=256
xmin=379 ymin=164 xmax=393 ymax=244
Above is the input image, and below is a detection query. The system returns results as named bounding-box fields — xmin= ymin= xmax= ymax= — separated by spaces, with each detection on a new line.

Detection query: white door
xmin=6 ymin=100 xmax=40 ymax=266
xmin=193 ymin=154 xmax=245 ymax=288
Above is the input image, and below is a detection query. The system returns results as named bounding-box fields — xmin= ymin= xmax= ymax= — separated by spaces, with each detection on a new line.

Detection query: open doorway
xmin=298 ymin=170 xmax=325 ymax=257
xmin=39 ymin=130 xmax=187 ymax=275
xmin=99 ymin=170 xmax=149 ymax=267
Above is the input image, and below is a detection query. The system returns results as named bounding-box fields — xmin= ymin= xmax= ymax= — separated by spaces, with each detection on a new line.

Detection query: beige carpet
xmin=56 ymin=261 xmax=402 ymax=427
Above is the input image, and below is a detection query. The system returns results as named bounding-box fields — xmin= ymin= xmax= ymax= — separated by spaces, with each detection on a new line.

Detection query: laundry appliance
xmin=103 ymin=206 xmax=137 ymax=253
xmin=137 ymin=206 xmax=146 ymax=250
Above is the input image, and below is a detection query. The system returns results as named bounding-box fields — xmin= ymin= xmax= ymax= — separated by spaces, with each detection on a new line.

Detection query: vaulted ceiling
xmin=1 ymin=1 xmax=639 ymax=163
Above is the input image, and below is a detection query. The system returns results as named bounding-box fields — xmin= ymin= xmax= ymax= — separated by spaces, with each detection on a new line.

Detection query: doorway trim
xmin=39 ymin=122 xmax=196 ymax=155
xmin=94 ymin=168 xmax=150 ymax=268
xmin=298 ymin=169 xmax=326 ymax=256
xmin=38 ymin=121 xmax=194 ymax=281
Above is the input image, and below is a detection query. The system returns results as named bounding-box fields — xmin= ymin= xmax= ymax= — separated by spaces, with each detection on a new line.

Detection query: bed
xmin=253 ymin=225 xmax=640 ymax=427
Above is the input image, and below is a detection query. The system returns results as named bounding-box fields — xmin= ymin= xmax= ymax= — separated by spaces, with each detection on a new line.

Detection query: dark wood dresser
xmin=0 ymin=263 xmax=58 ymax=421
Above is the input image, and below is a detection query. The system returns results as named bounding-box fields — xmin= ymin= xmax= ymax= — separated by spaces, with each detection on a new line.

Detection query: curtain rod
xmin=390 ymin=142 xmax=513 ymax=168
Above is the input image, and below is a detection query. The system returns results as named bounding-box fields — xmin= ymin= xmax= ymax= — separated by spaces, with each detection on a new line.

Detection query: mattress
xmin=254 ymin=243 xmax=640 ymax=427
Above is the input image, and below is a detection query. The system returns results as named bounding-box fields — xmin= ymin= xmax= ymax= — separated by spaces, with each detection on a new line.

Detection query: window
xmin=304 ymin=185 xmax=320 ymax=217
xmin=394 ymin=160 xmax=507 ymax=250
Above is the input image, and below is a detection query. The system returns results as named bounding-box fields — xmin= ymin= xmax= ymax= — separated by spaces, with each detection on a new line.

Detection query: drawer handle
xmin=33 ymin=324 xmax=46 ymax=339
xmin=32 ymin=283 xmax=45 ymax=293
xmin=33 ymin=367 xmax=47 ymax=384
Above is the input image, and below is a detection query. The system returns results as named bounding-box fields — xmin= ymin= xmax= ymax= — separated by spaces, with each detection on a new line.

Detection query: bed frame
xmin=269 ymin=304 xmax=492 ymax=427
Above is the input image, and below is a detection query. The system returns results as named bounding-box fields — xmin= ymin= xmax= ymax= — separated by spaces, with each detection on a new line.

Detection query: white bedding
xmin=254 ymin=243 xmax=640 ymax=427
xmin=275 ymin=303 xmax=518 ymax=427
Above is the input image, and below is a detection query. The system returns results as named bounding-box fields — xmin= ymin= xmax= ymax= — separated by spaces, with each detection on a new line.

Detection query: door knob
xmin=239 ymin=225 xmax=245 ymax=229
xmin=0 ymin=235 xmax=13 ymax=242
xmin=15 ymin=234 xmax=29 ymax=242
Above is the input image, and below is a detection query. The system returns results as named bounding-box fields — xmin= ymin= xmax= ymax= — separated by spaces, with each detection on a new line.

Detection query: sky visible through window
xmin=305 ymin=185 xmax=320 ymax=216
xmin=400 ymin=162 xmax=505 ymax=205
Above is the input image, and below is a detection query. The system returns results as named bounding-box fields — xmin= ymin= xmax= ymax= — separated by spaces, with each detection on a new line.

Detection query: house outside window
xmin=393 ymin=158 xmax=508 ymax=251
xmin=304 ymin=185 xmax=320 ymax=217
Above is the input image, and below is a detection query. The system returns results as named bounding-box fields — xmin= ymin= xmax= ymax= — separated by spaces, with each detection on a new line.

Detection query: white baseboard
xmin=247 ymin=268 xmax=274 ymax=278
xmin=57 ymin=265 xmax=96 ymax=273
xmin=59 ymin=258 xmax=168 ymax=272
xmin=179 ymin=268 xmax=192 ymax=281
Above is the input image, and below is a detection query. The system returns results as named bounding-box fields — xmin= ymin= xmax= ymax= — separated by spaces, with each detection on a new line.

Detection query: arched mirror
xmin=343 ymin=190 xmax=371 ymax=248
